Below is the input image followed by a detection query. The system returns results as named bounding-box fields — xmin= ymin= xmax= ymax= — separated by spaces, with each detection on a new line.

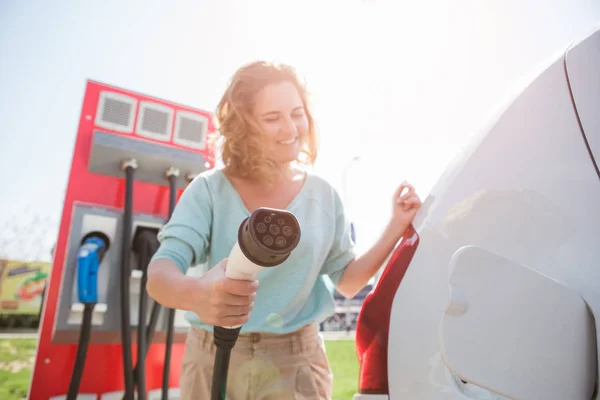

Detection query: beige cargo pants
xmin=180 ymin=323 xmax=333 ymax=400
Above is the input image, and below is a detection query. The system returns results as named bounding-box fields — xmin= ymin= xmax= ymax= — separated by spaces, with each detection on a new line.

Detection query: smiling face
xmin=253 ymin=81 xmax=309 ymax=165
xmin=216 ymin=61 xmax=318 ymax=183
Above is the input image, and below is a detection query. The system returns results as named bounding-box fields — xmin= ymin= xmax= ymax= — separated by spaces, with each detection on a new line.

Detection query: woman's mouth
xmin=277 ymin=137 xmax=297 ymax=145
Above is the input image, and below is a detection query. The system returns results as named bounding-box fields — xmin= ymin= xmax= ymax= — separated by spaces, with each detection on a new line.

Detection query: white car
xmin=354 ymin=25 xmax=600 ymax=400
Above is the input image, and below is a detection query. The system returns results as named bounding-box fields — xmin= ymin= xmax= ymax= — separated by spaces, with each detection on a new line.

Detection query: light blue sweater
xmin=151 ymin=168 xmax=356 ymax=334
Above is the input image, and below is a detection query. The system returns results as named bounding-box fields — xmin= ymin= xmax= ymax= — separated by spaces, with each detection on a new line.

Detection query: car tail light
xmin=355 ymin=224 xmax=420 ymax=394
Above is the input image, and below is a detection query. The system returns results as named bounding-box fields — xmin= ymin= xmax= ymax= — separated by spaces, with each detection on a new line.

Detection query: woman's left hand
xmin=390 ymin=181 xmax=422 ymax=232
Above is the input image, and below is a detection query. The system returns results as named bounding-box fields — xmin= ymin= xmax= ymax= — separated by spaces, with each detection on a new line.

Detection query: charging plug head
xmin=238 ymin=208 xmax=301 ymax=267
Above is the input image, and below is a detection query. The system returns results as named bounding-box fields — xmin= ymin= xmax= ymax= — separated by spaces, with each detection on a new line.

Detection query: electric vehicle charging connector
xmin=67 ymin=232 xmax=110 ymax=400
xmin=211 ymin=207 xmax=301 ymax=400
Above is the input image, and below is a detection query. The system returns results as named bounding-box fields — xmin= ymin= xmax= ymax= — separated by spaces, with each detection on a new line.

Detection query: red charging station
xmin=28 ymin=80 xmax=217 ymax=400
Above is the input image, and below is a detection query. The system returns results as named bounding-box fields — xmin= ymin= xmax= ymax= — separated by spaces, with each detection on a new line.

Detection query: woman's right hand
xmin=194 ymin=258 xmax=258 ymax=327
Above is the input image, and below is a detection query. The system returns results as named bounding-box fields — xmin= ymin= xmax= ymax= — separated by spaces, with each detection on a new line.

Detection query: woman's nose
xmin=280 ymin=116 xmax=297 ymax=135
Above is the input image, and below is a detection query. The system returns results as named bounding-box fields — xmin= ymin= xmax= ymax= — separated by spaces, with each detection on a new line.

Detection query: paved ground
xmin=0 ymin=328 xmax=38 ymax=339
xmin=322 ymin=330 xmax=355 ymax=340
xmin=0 ymin=332 xmax=38 ymax=339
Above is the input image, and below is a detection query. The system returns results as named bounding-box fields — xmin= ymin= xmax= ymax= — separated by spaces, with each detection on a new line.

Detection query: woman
xmin=146 ymin=61 xmax=421 ymax=399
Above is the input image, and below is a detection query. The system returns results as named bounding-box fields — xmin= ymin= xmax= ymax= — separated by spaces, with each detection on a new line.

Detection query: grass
xmin=325 ymin=339 xmax=359 ymax=399
xmin=0 ymin=339 xmax=37 ymax=400
xmin=0 ymin=338 xmax=358 ymax=400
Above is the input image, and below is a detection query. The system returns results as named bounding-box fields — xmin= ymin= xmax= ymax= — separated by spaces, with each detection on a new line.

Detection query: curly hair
xmin=214 ymin=61 xmax=318 ymax=183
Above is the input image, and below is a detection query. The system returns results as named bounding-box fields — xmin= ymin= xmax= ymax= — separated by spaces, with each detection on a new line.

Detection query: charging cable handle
xmin=76 ymin=236 xmax=109 ymax=303
xmin=66 ymin=232 xmax=110 ymax=400
xmin=211 ymin=207 xmax=301 ymax=400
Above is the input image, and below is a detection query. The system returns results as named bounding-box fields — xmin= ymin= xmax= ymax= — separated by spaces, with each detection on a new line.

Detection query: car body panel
xmin=566 ymin=28 xmax=600 ymax=168
xmin=383 ymin=26 xmax=600 ymax=399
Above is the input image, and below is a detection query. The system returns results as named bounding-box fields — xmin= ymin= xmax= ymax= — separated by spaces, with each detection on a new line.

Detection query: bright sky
xmin=1 ymin=0 xmax=599 ymax=261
